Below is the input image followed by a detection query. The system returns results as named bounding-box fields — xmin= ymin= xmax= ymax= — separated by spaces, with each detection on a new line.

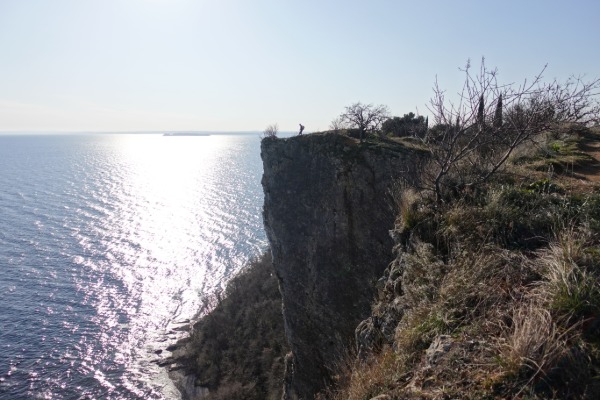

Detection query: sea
xmin=0 ymin=132 xmax=276 ymax=399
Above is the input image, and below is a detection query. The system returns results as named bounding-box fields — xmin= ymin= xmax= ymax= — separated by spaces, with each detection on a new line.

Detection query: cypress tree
xmin=477 ymin=94 xmax=485 ymax=128
xmin=493 ymin=94 xmax=503 ymax=128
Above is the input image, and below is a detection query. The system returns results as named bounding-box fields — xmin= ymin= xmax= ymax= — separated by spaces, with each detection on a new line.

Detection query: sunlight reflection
xmin=64 ymin=133 xmax=265 ymax=398
xmin=101 ymin=134 xmax=249 ymax=340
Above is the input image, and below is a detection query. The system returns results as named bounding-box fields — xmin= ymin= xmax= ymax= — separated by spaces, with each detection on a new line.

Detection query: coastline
xmin=150 ymin=321 xmax=201 ymax=400
xmin=157 ymin=252 xmax=286 ymax=400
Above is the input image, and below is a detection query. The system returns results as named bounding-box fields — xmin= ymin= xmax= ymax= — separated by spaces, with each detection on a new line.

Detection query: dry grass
xmin=395 ymin=186 xmax=421 ymax=230
xmin=322 ymin=347 xmax=407 ymax=400
xmin=493 ymin=228 xmax=600 ymax=397
xmin=324 ymin=124 xmax=600 ymax=399
xmin=536 ymin=230 xmax=600 ymax=320
xmin=499 ymin=302 xmax=565 ymax=381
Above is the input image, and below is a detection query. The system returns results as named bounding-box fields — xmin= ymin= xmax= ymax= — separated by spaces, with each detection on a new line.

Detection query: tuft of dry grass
xmin=493 ymin=228 xmax=600 ymax=397
xmin=396 ymin=186 xmax=421 ymax=230
xmin=536 ymin=230 xmax=600 ymax=321
xmin=499 ymin=302 xmax=565 ymax=379
xmin=322 ymin=346 xmax=407 ymax=400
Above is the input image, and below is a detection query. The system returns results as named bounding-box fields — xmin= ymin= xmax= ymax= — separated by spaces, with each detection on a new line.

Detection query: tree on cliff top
xmin=262 ymin=123 xmax=279 ymax=139
xmin=423 ymin=58 xmax=600 ymax=203
xmin=382 ymin=112 xmax=428 ymax=138
xmin=337 ymin=102 xmax=390 ymax=142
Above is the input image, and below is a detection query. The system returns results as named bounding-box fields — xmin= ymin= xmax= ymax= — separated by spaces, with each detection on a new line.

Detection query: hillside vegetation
xmin=325 ymin=124 xmax=600 ymax=399
xmin=176 ymin=253 xmax=287 ymax=400
xmin=177 ymin=125 xmax=600 ymax=400
xmin=177 ymin=61 xmax=600 ymax=399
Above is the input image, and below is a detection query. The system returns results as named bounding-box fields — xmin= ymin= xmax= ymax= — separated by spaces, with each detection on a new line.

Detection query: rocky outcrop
xmin=169 ymin=369 xmax=210 ymax=400
xmin=261 ymin=133 xmax=425 ymax=398
xmin=355 ymin=252 xmax=407 ymax=359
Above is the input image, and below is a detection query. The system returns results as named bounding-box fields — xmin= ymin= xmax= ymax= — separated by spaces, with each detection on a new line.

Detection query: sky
xmin=0 ymin=0 xmax=598 ymax=133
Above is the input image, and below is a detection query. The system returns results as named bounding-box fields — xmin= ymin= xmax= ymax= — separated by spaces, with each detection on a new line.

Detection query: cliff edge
xmin=167 ymin=126 xmax=600 ymax=399
xmin=261 ymin=133 xmax=425 ymax=398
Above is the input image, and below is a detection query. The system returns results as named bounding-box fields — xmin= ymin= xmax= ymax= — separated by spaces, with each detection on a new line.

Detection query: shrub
xmin=382 ymin=113 xmax=427 ymax=138
xmin=424 ymin=59 xmax=600 ymax=203
xmin=262 ymin=123 xmax=278 ymax=138
xmin=186 ymin=252 xmax=287 ymax=400
xmin=323 ymin=347 xmax=405 ymax=400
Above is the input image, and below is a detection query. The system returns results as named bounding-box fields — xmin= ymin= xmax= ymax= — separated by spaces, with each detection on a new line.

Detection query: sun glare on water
xmin=107 ymin=133 xmax=227 ymax=309
xmin=0 ymin=132 xmax=266 ymax=398
xmin=81 ymin=133 xmax=247 ymax=396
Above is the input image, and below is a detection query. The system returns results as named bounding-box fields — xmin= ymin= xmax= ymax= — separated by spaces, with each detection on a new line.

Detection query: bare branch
xmin=423 ymin=59 xmax=600 ymax=203
xmin=337 ymin=102 xmax=390 ymax=141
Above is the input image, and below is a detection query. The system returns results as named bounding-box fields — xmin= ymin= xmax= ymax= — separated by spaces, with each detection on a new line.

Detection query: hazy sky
xmin=1 ymin=0 xmax=598 ymax=132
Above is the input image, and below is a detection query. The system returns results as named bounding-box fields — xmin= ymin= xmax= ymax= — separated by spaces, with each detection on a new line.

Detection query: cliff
xmin=168 ymin=126 xmax=600 ymax=399
xmin=261 ymin=133 xmax=426 ymax=398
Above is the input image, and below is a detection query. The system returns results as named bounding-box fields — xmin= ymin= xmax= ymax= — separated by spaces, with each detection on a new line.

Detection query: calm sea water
xmin=0 ymin=133 xmax=269 ymax=399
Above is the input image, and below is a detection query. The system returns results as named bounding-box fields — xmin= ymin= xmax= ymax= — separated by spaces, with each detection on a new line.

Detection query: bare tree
xmin=424 ymin=58 xmax=600 ymax=203
xmin=338 ymin=102 xmax=390 ymax=141
xmin=329 ymin=116 xmax=349 ymax=133
xmin=262 ymin=123 xmax=279 ymax=139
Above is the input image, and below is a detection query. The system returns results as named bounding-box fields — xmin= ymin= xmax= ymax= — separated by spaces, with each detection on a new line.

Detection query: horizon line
xmin=0 ymin=129 xmax=298 ymax=135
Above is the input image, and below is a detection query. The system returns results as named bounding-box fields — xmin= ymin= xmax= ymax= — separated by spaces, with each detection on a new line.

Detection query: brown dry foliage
xmin=325 ymin=124 xmax=600 ymax=399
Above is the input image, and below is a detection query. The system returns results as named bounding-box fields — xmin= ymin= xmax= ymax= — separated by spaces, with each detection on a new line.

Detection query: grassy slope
xmin=327 ymin=125 xmax=600 ymax=399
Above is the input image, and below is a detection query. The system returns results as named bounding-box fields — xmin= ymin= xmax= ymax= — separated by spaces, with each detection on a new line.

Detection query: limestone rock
xmin=261 ymin=133 xmax=424 ymax=398
xmin=168 ymin=370 xmax=210 ymax=400
xmin=406 ymin=335 xmax=489 ymax=394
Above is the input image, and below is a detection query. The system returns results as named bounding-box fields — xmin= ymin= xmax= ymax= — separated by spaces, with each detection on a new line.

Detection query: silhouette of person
xmin=299 ymin=124 xmax=305 ymax=135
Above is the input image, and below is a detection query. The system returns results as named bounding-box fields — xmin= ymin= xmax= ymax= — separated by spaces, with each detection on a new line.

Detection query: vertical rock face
xmin=261 ymin=133 xmax=424 ymax=399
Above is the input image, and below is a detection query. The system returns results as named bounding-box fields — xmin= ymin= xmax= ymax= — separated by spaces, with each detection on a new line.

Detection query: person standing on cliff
xmin=299 ymin=124 xmax=305 ymax=135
